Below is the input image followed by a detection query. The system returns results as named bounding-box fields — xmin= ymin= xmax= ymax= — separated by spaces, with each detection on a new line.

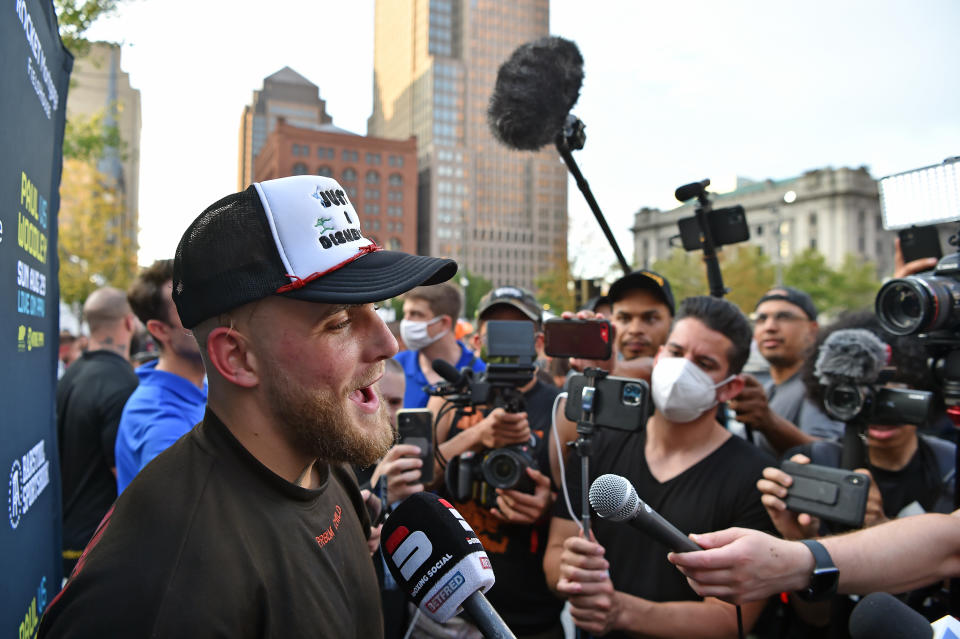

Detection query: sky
xmin=84 ymin=0 xmax=960 ymax=277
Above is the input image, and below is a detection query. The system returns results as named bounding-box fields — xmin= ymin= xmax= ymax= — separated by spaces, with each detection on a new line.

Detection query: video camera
xmin=429 ymin=320 xmax=539 ymax=507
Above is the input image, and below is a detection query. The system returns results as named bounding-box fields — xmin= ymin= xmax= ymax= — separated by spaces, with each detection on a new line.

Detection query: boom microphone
xmin=849 ymin=592 xmax=932 ymax=639
xmin=814 ymin=329 xmax=890 ymax=388
xmin=381 ymin=492 xmax=516 ymax=639
xmin=487 ymin=36 xmax=584 ymax=150
xmin=589 ymin=474 xmax=701 ymax=553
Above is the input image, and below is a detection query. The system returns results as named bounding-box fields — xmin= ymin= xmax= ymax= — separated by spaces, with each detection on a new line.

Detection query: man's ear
xmin=206 ymin=326 xmax=259 ymax=388
xmin=718 ymin=375 xmax=746 ymax=403
xmin=145 ymin=318 xmax=169 ymax=347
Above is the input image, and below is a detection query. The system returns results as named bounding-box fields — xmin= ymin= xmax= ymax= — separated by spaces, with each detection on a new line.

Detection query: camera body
xmin=430 ymin=320 xmax=539 ymax=508
xmin=445 ymin=443 xmax=538 ymax=509
xmin=823 ymin=382 xmax=933 ymax=425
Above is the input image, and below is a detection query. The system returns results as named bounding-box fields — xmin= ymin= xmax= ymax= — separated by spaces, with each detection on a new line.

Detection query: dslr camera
xmin=432 ymin=320 xmax=540 ymax=507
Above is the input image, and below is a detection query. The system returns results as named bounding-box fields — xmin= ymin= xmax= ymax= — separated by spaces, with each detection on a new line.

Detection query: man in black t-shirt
xmin=57 ymin=286 xmax=139 ymax=577
xmin=39 ymin=176 xmax=457 ymax=637
xmin=427 ymin=287 xmax=565 ymax=638
xmin=545 ymin=296 xmax=775 ymax=638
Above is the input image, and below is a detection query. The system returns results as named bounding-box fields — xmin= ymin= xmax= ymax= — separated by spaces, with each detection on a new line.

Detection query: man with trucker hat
xmin=39 ymin=176 xmax=456 ymax=637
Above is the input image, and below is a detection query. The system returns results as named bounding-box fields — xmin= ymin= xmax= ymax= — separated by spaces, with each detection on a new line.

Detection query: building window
xmin=365 ymin=170 xmax=381 ymax=184
xmin=365 ymin=203 xmax=380 ymax=215
xmin=345 ymin=186 xmax=358 ymax=199
xmin=365 ymin=152 xmax=382 ymax=165
xmin=316 ymin=166 xmax=333 ymax=177
xmin=365 ymin=189 xmax=380 ymax=200
xmin=342 ymin=168 xmax=357 ymax=181
xmin=292 ymin=162 xmax=308 ymax=175
xmin=318 ymin=146 xmax=335 ymax=159
xmin=388 ymin=155 xmax=404 ymax=167
xmin=395 ymin=222 xmax=404 ymax=232
xmin=388 ymin=190 xmax=403 ymax=202
xmin=342 ymin=149 xmax=358 ymax=162
xmin=388 ymin=173 xmax=403 ymax=186
xmin=388 ymin=238 xmax=402 ymax=251
xmin=809 ymin=213 xmax=818 ymax=226
xmin=810 ymin=238 xmax=817 ymax=250
xmin=367 ymin=220 xmax=380 ymax=231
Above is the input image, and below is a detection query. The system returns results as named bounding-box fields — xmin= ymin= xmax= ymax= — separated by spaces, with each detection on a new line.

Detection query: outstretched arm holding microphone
xmin=669 ymin=509 xmax=960 ymax=604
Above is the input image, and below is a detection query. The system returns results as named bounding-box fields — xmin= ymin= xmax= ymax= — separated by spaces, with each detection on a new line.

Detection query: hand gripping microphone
xmin=589 ymin=474 xmax=701 ymax=553
xmin=381 ymin=492 xmax=517 ymax=639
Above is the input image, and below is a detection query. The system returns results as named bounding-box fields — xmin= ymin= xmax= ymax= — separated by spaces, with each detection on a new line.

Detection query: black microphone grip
xmin=629 ymin=500 xmax=702 ymax=553
xmin=461 ymin=591 xmax=518 ymax=639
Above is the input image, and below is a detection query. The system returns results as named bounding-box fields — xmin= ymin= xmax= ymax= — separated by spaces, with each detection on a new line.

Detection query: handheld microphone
xmin=381 ymin=492 xmax=516 ymax=639
xmin=814 ymin=329 xmax=890 ymax=388
xmin=588 ymin=474 xmax=701 ymax=553
xmin=849 ymin=592 xmax=933 ymax=639
xmin=487 ymin=36 xmax=584 ymax=151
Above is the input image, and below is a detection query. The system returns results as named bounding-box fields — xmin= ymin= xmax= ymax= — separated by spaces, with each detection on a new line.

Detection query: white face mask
xmin=651 ymin=356 xmax=734 ymax=423
xmin=400 ymin=317 xmax=449 ymax=351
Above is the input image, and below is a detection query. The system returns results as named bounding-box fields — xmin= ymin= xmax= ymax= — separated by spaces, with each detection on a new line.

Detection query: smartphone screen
xmin=396 ymin=409 xmax=434 ymax=484
xmin=543 ymin=319 xmax=612 ymax=360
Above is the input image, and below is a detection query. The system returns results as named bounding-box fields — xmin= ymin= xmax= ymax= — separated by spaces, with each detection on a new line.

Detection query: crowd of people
xmin=44 ymin=173 xmax=959 ymax=638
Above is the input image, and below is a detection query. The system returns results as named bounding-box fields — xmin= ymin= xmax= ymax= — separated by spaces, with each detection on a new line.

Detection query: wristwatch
xmin=796 ymin=539 xmax=839 ymax=601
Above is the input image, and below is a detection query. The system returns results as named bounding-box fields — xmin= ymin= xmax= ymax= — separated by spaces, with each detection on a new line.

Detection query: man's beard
xmin=262 ymin=362 xmax=395 ymax=467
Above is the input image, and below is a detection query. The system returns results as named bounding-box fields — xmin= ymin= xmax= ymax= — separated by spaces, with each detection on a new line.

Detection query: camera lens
xmin=876 ymin=275 xmax=960 ymax=336
xmin=823 ymin=383 xmax=865 ymax=421
xmin=481 ymin=449 xmax=522 ymax=490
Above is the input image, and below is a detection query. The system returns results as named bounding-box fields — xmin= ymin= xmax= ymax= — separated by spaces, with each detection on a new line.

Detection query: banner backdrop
xmin=0 ymin=1 xmax=72 ymax=636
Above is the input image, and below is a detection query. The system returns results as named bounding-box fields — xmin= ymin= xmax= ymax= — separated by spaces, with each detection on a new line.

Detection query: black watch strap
xmin=796 ymin=539 xmax=839 ymax=601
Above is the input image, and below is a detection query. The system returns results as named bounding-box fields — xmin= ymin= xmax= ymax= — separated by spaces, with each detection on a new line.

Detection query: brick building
xmin=254 ymin=119 xmax=418 ymax=253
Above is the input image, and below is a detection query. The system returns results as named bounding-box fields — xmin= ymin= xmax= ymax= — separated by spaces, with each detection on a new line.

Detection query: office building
xmin=238 ymin=67 xmax=333 ymax=190
xmin=66 ymin=41 xmax=141 ymax=249
xmin=368 ymin=0 xmax=568 ymax=291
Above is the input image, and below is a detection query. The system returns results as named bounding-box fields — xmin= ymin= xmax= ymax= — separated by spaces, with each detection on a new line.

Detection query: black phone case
xmin=564 ymin=374 xmax=649 ymax=431
xmin=397 ymin=410 xmax=434 ymax=484
xmin=899 ymin=226 xmax=942 ymax=263
xmin=782 ymin=461 xmax=870 ymax=529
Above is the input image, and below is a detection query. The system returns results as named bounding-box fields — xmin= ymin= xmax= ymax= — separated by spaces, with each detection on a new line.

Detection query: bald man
xmin=57 ymin=287 xmax=139 ymax=577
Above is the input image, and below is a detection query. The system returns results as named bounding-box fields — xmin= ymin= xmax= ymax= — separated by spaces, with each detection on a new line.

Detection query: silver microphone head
xmin=589 ymin=474 xmax=639 ymax=522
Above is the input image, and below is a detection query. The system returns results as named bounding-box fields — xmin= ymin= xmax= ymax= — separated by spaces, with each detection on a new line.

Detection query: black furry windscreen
xmin=487 ymin=36 xmax=584 ymax=151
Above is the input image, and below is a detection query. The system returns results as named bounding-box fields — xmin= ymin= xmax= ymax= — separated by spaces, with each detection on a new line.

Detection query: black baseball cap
xmin=755 ymin=286 xmax=818 ymax=320
xmin=173 ymin=176 xmax=457 ymax=328
xmin=476 ymin=286 xmax=542 ymax=324
xmin=607 ymin=270 xmax=675 ymax=316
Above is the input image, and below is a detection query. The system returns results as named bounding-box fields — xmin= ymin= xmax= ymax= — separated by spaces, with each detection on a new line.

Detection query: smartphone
xmin=781 ymin=461 xmax=870 ymax=529
xmin=396 ymin=408 xmax=434 ymax=484
xmin=564 ymin=374 xmax=649 ymax=431
xmin=898 ymin=225 xmax=942 ymax=264
xmin=678 ymin=205 xmax=750 ymax=251
xmin=544 ymin=319 xmax=612 ymax=360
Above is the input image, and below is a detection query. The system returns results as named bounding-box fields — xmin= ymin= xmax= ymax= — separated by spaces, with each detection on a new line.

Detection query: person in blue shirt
xmin=115 ymin=260 xmax=207 ymax=493
xmin=394 ymin=282 xmax=484 ymax=408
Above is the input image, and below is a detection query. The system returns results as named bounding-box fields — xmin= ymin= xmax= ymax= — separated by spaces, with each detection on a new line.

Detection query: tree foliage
xmin=55 ymin=0 xmax=123 ymax=55
xmin=653 ymin=245 xmax=879 ymax=316
xmin=460 ymin=268 xmax=494 ymax=320
xmin=62 ymin=109 xmax=123 ymax=162
xmin=534 ymin=256 xmax=575 ymax=315
xmin=58 ymin=159 xmax=137 ymax=305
